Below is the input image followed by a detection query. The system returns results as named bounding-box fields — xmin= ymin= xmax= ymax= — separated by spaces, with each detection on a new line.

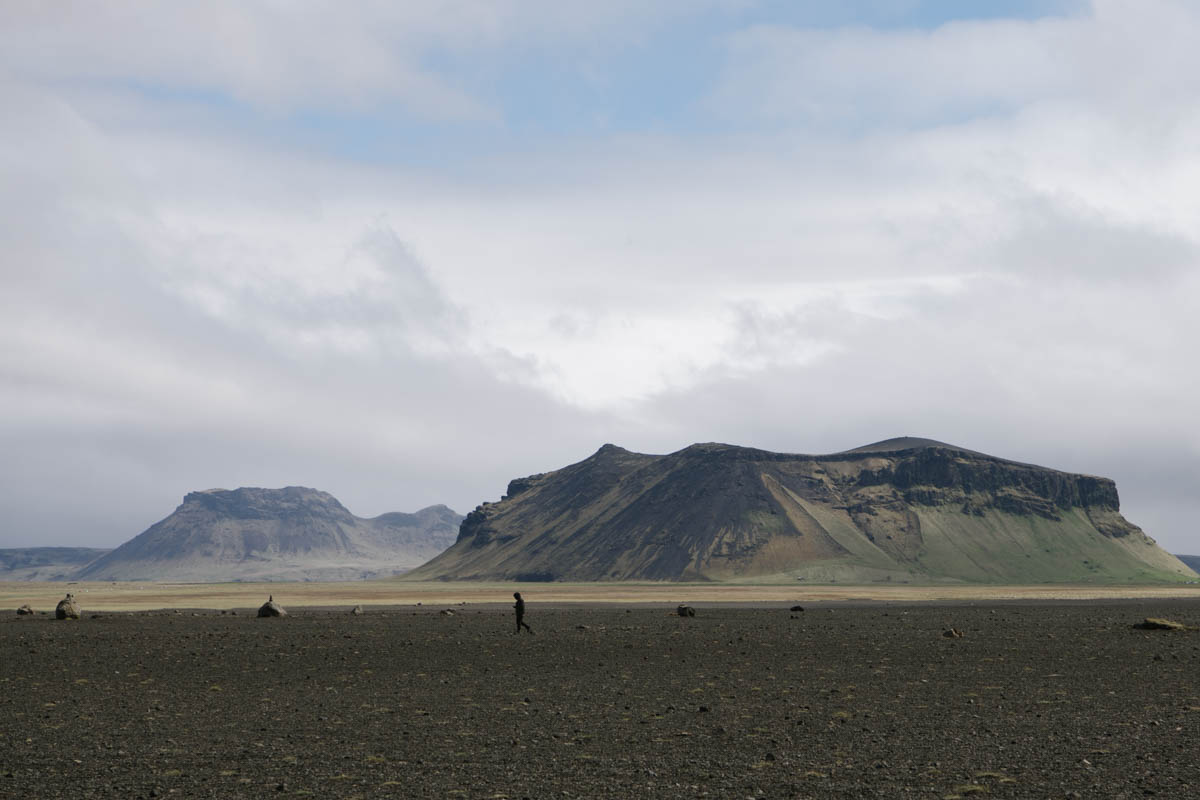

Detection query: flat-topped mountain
xmin=407 ymin=438 xmax=1195 ymax=584
xmin=75 ymin=487 xmax=461 ymax=582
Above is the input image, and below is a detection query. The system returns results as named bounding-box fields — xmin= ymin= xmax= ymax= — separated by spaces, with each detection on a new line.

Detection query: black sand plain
xmin=3 ymin=599 xmax=1199 ymax=799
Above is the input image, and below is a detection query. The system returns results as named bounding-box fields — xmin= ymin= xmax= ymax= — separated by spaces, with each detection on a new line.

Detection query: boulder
xmin=257 ymin=597 xmax=287 ymax=618
xmin=1133 ymin=617 xmax=1192 ymax=631
xmin=16 ymin=604 xmax=34 ymax=616
xmin=55 ymin=594 xmax=80 ymax=620
xmin=677 ymin=604 xmax=695 ymax=618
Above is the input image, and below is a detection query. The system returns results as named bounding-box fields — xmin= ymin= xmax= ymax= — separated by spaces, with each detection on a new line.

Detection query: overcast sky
xmin=3 ymin=0 xmax=1198 ymax=554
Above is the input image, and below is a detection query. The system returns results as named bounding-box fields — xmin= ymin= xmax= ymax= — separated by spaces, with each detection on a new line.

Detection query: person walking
xmin=513 ymin=591 xmax=533 ymax=634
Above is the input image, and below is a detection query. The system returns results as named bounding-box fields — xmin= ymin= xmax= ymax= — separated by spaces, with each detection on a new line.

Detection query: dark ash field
xmin=3 ymin=600 xmax=1199 ymax=799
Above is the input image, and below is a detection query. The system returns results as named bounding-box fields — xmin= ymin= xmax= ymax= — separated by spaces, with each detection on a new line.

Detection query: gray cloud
xmin=3 ymin=2 xmax=1200 ymax=558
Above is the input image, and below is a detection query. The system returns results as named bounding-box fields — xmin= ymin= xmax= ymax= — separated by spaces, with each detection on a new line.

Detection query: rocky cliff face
xmin=74 ymin=487 xmax=461 ymax=582
xmin=407 ymin=438 xmax=1194 ymax=584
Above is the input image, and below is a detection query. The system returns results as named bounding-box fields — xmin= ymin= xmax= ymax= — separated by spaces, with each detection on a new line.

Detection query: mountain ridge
xmin=72 ymin=487 xmax=461 ymax=582
xmin=407 ymin=439 xmax=1194 ymax=584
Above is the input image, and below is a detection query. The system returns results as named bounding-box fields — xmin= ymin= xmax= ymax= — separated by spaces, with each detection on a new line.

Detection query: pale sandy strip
xmin=4 ymin=581 xmax=1200 ymax=612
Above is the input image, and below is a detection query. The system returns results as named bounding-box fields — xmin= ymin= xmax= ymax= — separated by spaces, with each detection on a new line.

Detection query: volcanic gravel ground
xmin=3 ymin=600 xmax=1200 ymax=798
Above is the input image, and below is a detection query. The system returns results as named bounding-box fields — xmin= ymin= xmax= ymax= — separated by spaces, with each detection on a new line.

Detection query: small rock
xmin=1134 ymin=618 xmax=1191 ymax=631
xmin=789 ymin=605 xmax=805 ymax=612
xmin=350 ymin=605 xmax=363 ymax=616
xmin=677 ymin=604 xmax=696 ymax=618
xmin=942 ymin=627 xmax=964 ymax=638
xmin=16 ymin=604 xmax=34 ymax=616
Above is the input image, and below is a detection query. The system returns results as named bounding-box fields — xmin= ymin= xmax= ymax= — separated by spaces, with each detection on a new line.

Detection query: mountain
xmin=406 ymin=438 xmax=1195 ymax=584
xmin=0 ymin=547 xmax=111 ymax=581
xmin=74 ymin=487 xmax=461 ymax=582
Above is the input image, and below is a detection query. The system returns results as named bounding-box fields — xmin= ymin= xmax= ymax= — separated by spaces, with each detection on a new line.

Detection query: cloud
xmin=708 ymin=1 xmax=1200 ymax=128
xmin=157 ymin=222 xmax=468 ymax=360
xmin=0 ymin=0 xmax=745 ymax=120
xmin=3 ymin=1 xmax=1200 ymax=556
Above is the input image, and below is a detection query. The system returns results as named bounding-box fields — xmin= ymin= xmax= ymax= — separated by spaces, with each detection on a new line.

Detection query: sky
xmin=2 ymin=0 xmax=1198 ymax=554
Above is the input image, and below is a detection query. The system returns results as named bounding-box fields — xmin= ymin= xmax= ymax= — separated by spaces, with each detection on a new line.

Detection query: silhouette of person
xmin=513 ymin=591 xmax=532 ymax=634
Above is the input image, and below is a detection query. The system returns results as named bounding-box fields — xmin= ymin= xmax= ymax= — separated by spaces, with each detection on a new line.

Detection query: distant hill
xmin=0 ymin=547 xmax=111 ymax=581
xmin=407 ymin=439 xmax=1196 ymax=584
xmin=1175 ymin=555 xmax=1200 ymax=575
xmin=73 ymin=487 xmax=461 ymax=582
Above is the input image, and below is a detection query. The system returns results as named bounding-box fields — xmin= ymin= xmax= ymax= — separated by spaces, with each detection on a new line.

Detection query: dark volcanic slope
xmin=408 ymin=439 xmax=1194 ymax=583
xmin=75 ymin=487 xmax=461 ymax=582
xmin=4 ymin=602 xmax=1200 ymax=798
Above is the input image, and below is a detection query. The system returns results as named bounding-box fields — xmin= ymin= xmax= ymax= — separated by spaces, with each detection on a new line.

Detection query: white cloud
xmin=709 ymin=0 xmax=1200 ymax=128
xmin=3 ymin=1 xmax=1200 ymax=554
xmin=0 ymin=0 xmax=744 ymax=119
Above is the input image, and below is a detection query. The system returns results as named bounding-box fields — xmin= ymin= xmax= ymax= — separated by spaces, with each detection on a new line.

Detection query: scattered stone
xmin=942 ymin=627 xmax=965 ymax=638
xmin=257 ymin=596 xmax=287 ymax=618
xmin=55 ymin=593 xmax=80 ymax=620
xmin=677 ymin=604 xmax=696 ymax=618
xmin=1133 ymin=618 xmax=1193 ymax=631
xmin=16 ymin=604 xmax=34 ymax=616
xmin=351 ymin=605 xmax=364 ymax=616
